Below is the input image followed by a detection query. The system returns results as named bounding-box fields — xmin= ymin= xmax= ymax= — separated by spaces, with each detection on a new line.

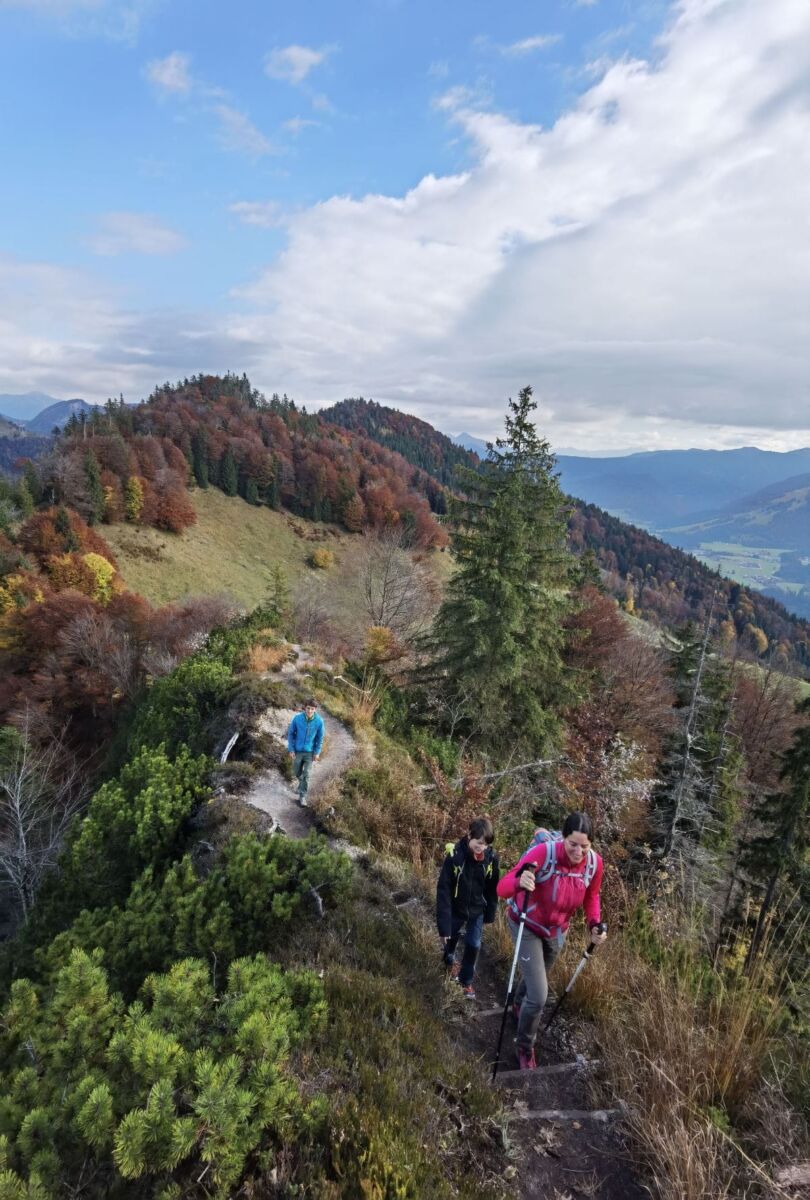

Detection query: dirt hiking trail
xmin=237 ymin=646 xmax=646 ymax=1199
xmin=241 ymin=644 xmax=357 ymax=837
xmin=449 ymin=948 xmax=648 ymax=1200
xmin=245 ymin=707 xmax=355 ymax=837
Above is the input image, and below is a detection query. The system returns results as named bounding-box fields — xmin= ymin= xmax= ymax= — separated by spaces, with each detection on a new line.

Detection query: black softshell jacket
xmin=436 ymin=838 xmax=500 ymax=937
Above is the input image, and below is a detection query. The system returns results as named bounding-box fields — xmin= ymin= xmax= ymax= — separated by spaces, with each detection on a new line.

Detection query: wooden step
xmin=474 ymin=1002 xmax=558 ymax=1018
xmin=493 ymin=1056 xmax=599 ymax=1083
xmin=509 ymin=1107 xmax=621 ymax=1123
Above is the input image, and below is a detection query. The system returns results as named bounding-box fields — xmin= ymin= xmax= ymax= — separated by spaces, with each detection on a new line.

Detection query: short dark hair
xmin=304 ymin=698 xmax=318 ymax=708
xmin=562 ymin=811 xmax=594 ymax=841
xmin=469 ymin=816 xmax=494 ymax=845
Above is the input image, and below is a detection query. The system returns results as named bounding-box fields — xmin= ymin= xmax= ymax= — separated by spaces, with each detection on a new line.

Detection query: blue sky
xmin=0 ymin=0 xmax=808 ymax=452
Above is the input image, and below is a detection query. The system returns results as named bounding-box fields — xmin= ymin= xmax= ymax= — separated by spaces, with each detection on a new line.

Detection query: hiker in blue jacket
xmin=287 ymin=699 xmax=325 ymax=807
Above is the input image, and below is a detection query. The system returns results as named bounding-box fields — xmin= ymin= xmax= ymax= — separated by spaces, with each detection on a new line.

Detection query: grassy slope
xmin=105 ymin=487 xmax=454 ymax=611
xmin=103 ymin=488 xmax=350 ymax=608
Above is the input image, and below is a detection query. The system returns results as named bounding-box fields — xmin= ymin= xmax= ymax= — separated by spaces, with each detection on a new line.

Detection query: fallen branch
xmin=421 ymin=757 xmax=562 ymax=793
xmin=452 ymin=758 xmax=559 ymax=787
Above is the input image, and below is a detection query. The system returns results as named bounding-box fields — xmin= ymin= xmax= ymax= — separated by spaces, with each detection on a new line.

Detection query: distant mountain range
xmin=0 ymin=391 xmax=64 ymax=422
xmin=454 ymin=431 xmax=490 ymax=457
xmin=0 ymin=414 xmax=27 ymax=439
xmin=0 ymin=396 xmax=100 ymax=475
xmin=451 ymin=433 xmax=810 ymax=620
xmin=0 ymin=393 xmax=97 ymax=433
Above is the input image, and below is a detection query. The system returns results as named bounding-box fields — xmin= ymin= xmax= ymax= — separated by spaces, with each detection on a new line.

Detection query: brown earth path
xmin=241 ymin=644 xmax=357 ymax=837
xmin=237 ymin=645 xmax=648 ymax=1199
xmin=448 ymin=947 xmax=650 ymax=1200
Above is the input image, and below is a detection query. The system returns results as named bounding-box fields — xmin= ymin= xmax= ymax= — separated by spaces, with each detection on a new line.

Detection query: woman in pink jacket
xmin=496 ymin=812 xmax=607 ymax=1070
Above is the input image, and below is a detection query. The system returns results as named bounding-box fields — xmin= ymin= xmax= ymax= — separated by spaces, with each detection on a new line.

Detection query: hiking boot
xmin=460 ymin=984 xmax=476 ymax=1000
xmin=298 ymin=795 xmax=309 ymax=808
xmin=447 ymin=961 xmax=461 ymax=980
xmin=517 ymin=1045 xmax=537 ymax=1071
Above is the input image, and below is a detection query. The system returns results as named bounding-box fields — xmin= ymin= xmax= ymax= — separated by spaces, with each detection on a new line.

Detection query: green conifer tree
xmin=14 ymin=479 xmax=34 ymax=518
xmin=84 ymin=451 xmax=105 ymax=525
xmin=263 ymin=565 xmax=291 ymax=629
xmin=23 ymin=461 xmax=43 ymax=506
xmin=428 ymin=386 xmax=574 ymax=756
xmin=191 ymin=430 xmax=208 ymax=489
xmin=221 ymin=450 xmax=238 ymax=497
xmin=55 ymin=503 xmax=80 ymax=551
xmin=742 ymin=698 xmax=809 ymax=970
xmin=268 ymin=459 xmax=281 ymax=510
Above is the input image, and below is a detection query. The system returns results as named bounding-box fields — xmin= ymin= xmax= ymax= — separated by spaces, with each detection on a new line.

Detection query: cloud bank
xmin=2 ymin=0 xmax=809 ymax=452
xmin=236 ymin=0 xmax=810 ymax=447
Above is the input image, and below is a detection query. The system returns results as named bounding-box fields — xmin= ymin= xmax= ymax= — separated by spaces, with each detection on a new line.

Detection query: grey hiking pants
xmin=293 ymin=751 xmax=314 ymax=798
xmin=508 ymin=919 xmax=565 ymax=1051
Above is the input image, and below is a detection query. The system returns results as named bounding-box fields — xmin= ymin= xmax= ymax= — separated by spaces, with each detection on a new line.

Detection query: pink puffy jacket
xmin=496 ymin=839 xmax=603 ymax=940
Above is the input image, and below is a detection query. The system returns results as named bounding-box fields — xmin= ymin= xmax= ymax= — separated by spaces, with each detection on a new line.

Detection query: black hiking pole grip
xmin=491 ymin=886 xmax=533 ymax=1082
xmin=540 ymin=921 xmax=607 ymax=1037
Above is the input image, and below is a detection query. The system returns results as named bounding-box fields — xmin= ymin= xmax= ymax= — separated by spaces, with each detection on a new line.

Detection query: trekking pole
xmin=540 ymin=921 xmax=607 ymax=1037
xmin=491 ymin=888 xmax=532 ymax=1083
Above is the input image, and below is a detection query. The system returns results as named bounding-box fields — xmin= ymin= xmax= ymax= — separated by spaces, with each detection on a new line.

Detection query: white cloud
xmin=0 ymin=0 xmax=155 ymax=41
xmin=214 ymin=104 xmax=276 ymax=158
xmin=229 ymin=201 xmax=283 ymax=229
xmin=284 ymin=116 xmax=319 ymax=135
xmin=310 ymin=92 xmax=335 ymax=114
xmin=145 ymin=50 xmax=191 ymax=95
xmin=264 ymin=43 xmax=330 ymax=85
xmin=142 ymin=52 xmax=276 ymax=159
xmin=0 ymin=0 xmax=100 ymax=9
xmin=473 ymin=32 xmax=562 ymax=57
xmin=502 ymin=34 xmax=563 ymax=55
xmin=231 ymin=0 xmax=810 ymax=451
xmin=0 ymin=253 xmax=263 ymax=401
xmin=87 ymin=212 xmax=187 ymax=256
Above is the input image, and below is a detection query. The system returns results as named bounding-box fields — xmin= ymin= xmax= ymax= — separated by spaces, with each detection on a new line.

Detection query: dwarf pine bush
xmin=0 ymin=949 xmax=324 ymax=1199
xmin=30 ymin=743 xmax=210 ymax=931
xmin=34 ymin=833 xmax=352 ymax=999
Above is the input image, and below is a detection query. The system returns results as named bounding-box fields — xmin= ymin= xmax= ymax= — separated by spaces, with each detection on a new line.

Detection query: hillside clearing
xmin=103 ymin=488 xmax=351 ymax=607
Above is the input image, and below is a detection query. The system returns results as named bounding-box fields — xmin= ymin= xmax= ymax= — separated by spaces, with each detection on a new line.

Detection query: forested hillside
xmin=320 ymin=396 xmax=478 ymax=486
xmin=46 ymin=375 xmax=446 ymax=544
xmin=316 ymin=397 xmax=810 ymax=672
xmin=0 ymin=432 xmax=52 ymax=475
xmin=0 ymin=380 xmax=807 ymax=1199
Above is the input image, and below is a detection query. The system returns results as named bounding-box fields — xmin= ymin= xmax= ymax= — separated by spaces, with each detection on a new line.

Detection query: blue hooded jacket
xmin=287 ymin=711 xmax=325 ymax=755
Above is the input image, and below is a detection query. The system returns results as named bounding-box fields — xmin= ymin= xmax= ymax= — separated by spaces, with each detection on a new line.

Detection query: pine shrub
xmin=0 ymin=950 xmax=323 ymax=1199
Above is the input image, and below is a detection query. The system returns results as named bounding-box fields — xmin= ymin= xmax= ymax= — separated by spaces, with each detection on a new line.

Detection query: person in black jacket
xmin=436 ymin=816 xmax=500 ymax=1000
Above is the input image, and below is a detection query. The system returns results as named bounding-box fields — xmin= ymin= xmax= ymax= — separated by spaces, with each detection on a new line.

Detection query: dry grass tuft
xmin=246 ymin=642 xmax=290 ymax=672
xmin=576 ymin=889 xmax=802 ymax=1200
xmin=342 ymin=672 xmax=386 ymax=728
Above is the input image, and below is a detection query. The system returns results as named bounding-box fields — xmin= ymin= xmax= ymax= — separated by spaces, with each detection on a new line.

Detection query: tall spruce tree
xmin=221 ymin=449 xmax=238 ymax=497
xmin=741 ymin=698 xmax=809 ymax=971
xmin=428 ymin=386 xmax=574 ymax=756
xmin=191 ymin=429 xmax=209 ymax=488
xmin=84 ymin=450 xmax=105 ymax=525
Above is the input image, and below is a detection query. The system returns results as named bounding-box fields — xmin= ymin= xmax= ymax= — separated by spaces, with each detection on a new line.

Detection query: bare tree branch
xmin=0 ymin=712 xmax=87 ymax=925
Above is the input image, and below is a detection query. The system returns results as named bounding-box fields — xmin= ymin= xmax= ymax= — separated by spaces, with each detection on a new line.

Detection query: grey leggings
xmin=508 ymin=919 xmax=565 ymax=1050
